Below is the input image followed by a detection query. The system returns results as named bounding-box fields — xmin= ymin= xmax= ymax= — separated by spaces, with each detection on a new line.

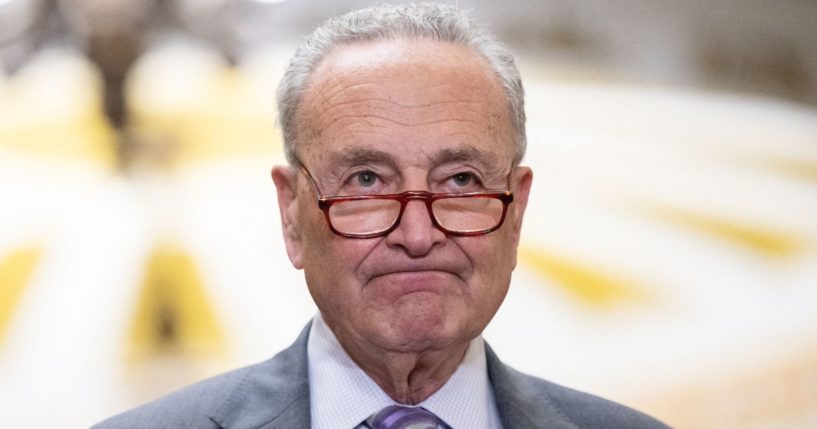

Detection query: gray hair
xmin=277 ymin=2 xmax=526 ymax=166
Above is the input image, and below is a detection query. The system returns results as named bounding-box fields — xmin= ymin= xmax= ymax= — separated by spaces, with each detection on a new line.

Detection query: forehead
xmin=296 ymin=38 xmax=515 ymax=170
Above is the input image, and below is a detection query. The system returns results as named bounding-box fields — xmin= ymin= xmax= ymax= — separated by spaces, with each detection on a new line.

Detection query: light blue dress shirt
xmin=307 ymin=312 xmax=503 ymax=428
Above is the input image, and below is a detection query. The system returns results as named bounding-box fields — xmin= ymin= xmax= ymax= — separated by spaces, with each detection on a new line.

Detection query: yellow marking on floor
xmin=129 ymin=244 xmax=224 ymax=360
xmin=518 ymin=246 xmax=649 ymax=307
xmin=0 ymin=246 xmax=42 ymax=345
xmin=0 ymin=114 xmax=117 ymax=168
xmin=639 ymin=205 xmax=803 ymax=258
xmin=742 ymin=155 xmax=817 ymax=183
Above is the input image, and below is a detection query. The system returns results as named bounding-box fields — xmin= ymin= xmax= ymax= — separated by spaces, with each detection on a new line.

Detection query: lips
xmin=362 ymin=257 xmax=467 ymax=299
xmin=363 ymin=273 xmax=460 ymax=305
xmin=358 ymin=247 xmax=471 ymax=295
xmin=372 ymin=268 xmax=456 ymax=284
xmin=365 ymin=260 xmax=465 ymax=281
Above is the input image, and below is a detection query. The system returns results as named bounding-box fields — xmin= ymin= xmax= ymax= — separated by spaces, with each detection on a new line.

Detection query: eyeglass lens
xmin=327 ymin=196 xmax=505 ymax=236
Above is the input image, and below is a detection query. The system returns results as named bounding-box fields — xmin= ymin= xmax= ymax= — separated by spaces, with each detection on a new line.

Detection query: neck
xmin=333 ymin=328 xmax=470 ymax=404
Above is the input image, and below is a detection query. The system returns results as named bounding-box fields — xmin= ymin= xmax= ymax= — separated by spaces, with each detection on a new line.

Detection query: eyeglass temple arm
xmin=294 ymin=161 xmax=326 ymax=198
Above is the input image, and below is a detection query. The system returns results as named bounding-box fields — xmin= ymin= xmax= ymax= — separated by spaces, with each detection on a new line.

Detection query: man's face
xmin=272 ymin=39 xmax=532 ymax=355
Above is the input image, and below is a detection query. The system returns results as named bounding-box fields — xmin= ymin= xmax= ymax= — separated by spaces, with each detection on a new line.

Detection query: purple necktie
xmin=367 ymin=405 xmax=448 ymax=429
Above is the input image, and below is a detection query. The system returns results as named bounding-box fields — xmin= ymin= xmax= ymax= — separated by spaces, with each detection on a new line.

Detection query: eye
xmin=355 ymin=170 xmax=378 ymax=187
xmin=451 ymin=172 xmax=476 ymax=187
xmin=339 ymin=168 xmax=390 ymax=195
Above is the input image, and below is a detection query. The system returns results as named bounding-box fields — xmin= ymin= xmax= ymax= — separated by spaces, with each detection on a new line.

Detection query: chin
xmin=381 ymin=306 xmax=469 ymax=352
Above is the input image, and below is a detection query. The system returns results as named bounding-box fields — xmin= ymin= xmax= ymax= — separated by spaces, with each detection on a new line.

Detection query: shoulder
xmin=486 ymin=346 xmax=670 ymax=429
xmin=507 ymin=365 xmax=669 ymax=428
xmin=92 ymin=364 xmax=256 ymax=429
xmin=93 ymin=324 xmax=312 ymax=429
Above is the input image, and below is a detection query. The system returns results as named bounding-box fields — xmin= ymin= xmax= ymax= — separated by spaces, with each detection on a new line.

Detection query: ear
xmin=271 ymin=166 xmax=305 ymax=269
xmin=508 ymin=166 xmax=533 ymax=252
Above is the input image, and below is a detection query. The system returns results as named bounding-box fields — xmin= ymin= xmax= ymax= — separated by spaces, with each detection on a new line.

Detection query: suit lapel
xmin=211 ymin=322 xmax=313 ymax=429
xmin=486 ymin=343 xmax=579 ymax=429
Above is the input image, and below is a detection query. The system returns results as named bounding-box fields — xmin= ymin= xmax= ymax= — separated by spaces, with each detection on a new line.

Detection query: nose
xmin=384 ymin=199 xmax=445 ymax=256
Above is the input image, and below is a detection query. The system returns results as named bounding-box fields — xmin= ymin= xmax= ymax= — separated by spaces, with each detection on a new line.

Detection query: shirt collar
xmin=307 ymin=312 xmax=501 ymax=428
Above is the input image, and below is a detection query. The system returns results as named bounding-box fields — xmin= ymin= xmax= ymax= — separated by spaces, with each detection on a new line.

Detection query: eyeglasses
xmin=296 ymin=162 xmax=514 ymax=239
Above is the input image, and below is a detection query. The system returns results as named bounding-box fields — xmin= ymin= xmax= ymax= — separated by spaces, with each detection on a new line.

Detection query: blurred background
xmin=1 ymin=0 xmax=816 ymax=427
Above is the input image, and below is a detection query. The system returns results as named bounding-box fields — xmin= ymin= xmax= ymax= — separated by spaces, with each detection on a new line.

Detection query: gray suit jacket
xmin=94 ymin=323 xmax=669 ymax=428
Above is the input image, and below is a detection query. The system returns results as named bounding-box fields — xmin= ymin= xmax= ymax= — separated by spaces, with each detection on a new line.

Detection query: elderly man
xmin=96 ymin=3 xmax=668 ymax=428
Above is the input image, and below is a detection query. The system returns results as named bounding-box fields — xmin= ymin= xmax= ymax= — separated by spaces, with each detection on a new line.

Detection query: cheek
xmin=301 ymin=225 xmax=378 ymax=291
xmin=304 ymin=239 xmax=385 ymax=329
xmin=473 ymin=235 xmax=516 ymax=301
xmin=463 ymin=231 xmax=516 ymax=278
xmin=443 ymin=238 xmax=506 ymax=311
xmin=298 ymin=201 xmax=345 ymax=265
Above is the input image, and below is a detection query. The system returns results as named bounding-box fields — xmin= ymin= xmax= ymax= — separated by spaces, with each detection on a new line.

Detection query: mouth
xmin=369 ymin=270 xmax=458 ymax=294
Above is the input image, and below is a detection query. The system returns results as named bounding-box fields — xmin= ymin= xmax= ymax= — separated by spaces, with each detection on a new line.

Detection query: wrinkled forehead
xmin=294 ymin=39 xmax=516 ymax=171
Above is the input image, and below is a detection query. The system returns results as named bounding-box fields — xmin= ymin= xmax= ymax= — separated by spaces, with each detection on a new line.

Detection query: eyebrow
xmin=326 ymin=147 xmax=398 ymax=170
xmin=325 ymin=145 xmax=504 ymax=175
xmin=431 ymin=146 xmax=503 ymax=176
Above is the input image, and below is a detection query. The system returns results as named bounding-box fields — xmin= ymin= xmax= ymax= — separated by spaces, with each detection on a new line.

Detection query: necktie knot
xmin=367 ymin=405 xmax=447 ymax=429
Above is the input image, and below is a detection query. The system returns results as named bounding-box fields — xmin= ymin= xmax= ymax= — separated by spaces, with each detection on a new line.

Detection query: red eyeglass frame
xmin=296 ymin=163 xmax=514 ymax=239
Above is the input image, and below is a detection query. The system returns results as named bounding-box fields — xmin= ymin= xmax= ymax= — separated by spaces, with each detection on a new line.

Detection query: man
xmin=96 ymin=4 xmax=669 ymax=428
